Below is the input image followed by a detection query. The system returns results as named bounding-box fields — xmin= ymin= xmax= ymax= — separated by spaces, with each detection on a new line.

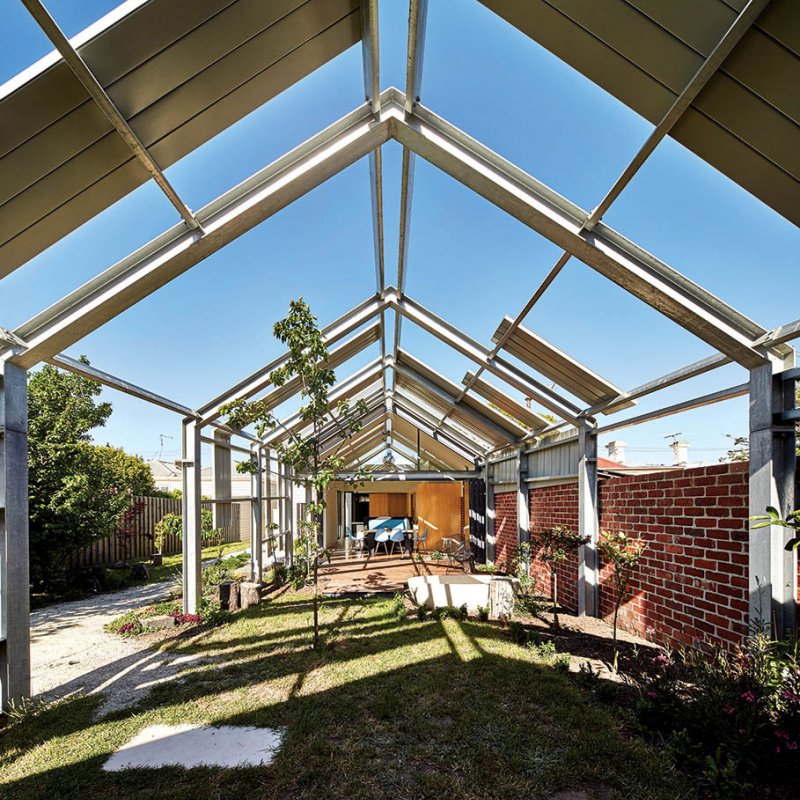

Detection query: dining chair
xmin=388 ymin=529 xmax=405 ymax=556
xmin=373 ymin=528 xmax=391 ymax=556
xmin=413 ymin=526 xmax=429 ymax=555
xmin=345 ymin=526 xmax=363 ymax=554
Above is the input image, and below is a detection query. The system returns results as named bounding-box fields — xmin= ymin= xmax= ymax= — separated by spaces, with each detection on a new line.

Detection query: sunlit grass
xmin=1 ymin=591 xmax=692 ymax=799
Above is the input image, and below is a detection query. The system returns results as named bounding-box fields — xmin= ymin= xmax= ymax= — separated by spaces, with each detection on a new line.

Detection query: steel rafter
xmin=393 ymin=0 xmax=429 ymax=370
xmin=20 ymin=0 xmax=202 ymax=232
xmin=2 ymin=93 xmax=398 ymax=370
xmin=392 ymin=100 xmax=776 ymax=369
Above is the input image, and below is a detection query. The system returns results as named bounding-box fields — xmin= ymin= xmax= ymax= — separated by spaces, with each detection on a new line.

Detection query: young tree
xmin=221 ymin=299 xmax=369 ymax=649
xmin=28 ymin=359 xmax=156 ymax=586
xmin=530 ymin=525 xmax=589 ymax=629
xmin=598 ymin=530 xmax=647 ymax=672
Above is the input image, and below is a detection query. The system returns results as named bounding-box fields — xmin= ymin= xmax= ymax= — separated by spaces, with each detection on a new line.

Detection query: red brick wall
xmin=493 ymin=462 xmax=756 ymax=650
xmin=598 ymin=462 xmax=750 ymax=649
xmin=494 ymin=491 xmax=517 ymax=571
xmin=529 ymin=483 xmax=580 ymax=613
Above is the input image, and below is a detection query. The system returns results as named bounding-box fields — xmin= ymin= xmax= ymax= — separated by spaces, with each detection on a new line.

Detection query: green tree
xmin=530 ymin=525 xmax=589 ymax=629
xmin=28 ymin=359 xmax=155 ymax=587
xmin=598 ymin=530 xmax=646 ymax=672
xmin=222 ymin=299 xmax=368 ymax=648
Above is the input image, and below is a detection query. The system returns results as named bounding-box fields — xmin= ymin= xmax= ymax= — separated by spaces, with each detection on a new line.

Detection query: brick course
xmin=494 ymin=491 xmax=517 ymax=572
xmin=492 ymin=462 xmax=763 ymax=651
xmin=597 ymin=461 xmax=751 ymax=649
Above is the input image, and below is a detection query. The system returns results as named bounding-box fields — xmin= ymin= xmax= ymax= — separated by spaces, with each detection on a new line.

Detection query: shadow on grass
xmin=1 ymin=595 xmax=690 ymax=800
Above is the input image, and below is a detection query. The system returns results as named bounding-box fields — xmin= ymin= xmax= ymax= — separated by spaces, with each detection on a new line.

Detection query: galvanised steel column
xmin=516 ymin=446 xmax=530 ymax=546
xmin=250 ymin=447 xmax=263 ymax=583
xmin=181 ymin=419 xmax=203 ymax=615
xmin=0 ymin=363 xmax=30 ymax=709
xmin=578 ymin=423 xmax=600 ymax=617
xmin=749 ymin=356 xmax=797 ymax=638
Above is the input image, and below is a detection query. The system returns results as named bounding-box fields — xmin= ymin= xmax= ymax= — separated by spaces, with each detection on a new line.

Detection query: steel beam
xmin=457 ymin=0 xmax=770 ymax=400
xmin=393 ymin=360 xmax=519 ymax=445
xmin=394 ymin=0 xmax=428 ymax=357
xmin=0 ymin=363 xmax=30 ymax=709
xmin=756 ymin=318 xmax=800 ymax=349
xmin=584 ymin=353 xmax=733 ymax=416
xmin=261 ymin=362 xmax=384 ymax=447
xmin=393 ymin=106 xmax=772 ymax=369
xmin=242 ymin=327 xmax=381 ymax=422
xmin=20 ymin=0 xmax=202 ymax=231
xmin=386 ymin=290 xmax=584 ymax=423
xmin=4 ymin=95 xmax=396 ymax=370
xmin=748 ymin=356 xmax=797 ymax=638
xmin=48 ymin=354 xmax=195 ymax=416
xmin=199 ymin=295 xmax=386 ymax=425
xmin=577 ymin=423 xmax=599 ymax=618
xmin=516 ymin=448 xmax=530 ymax=545
xmin=181 ymin=419 xmax=202 ymax=615
xmin=392 ymin=397 xmax=486 ymax=459
xmin=251 ymin=447 xmax=264 ymax=584
xmin=594 ymin=383 xmax=749 ymax=435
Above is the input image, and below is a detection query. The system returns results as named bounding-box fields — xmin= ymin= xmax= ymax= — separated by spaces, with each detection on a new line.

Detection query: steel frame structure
xmin=0 ymin=0 xmax=798 ymax=707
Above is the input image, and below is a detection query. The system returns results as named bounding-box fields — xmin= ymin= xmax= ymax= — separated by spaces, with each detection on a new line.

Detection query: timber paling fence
xmin=67 ymin=495 xmax=245 ymax=569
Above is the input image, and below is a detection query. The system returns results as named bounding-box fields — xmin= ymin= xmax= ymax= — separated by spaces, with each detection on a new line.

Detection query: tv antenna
xmin=664 ymin=432 xmax=682 ymax=443
xmin=157 ymin=433 xmax=174 ymax=460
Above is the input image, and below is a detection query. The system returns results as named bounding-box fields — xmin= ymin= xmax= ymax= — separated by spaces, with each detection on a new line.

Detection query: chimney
xmin=606 ymin=440 xmax=626 ymax=464
xmin=670 ymin=440 xmax=689 ymax=466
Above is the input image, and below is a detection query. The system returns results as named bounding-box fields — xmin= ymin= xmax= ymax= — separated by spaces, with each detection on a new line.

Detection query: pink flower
xmin=723 ymin=705 xmax=736 ymax=716
xmin=788 ymin=741 xmax=798 ymax=751
xmin=740 ymin=691 xmax=756 ymax=703
xmin=775 ymin=729 xmax=790 ymax=740
xmin=647 ymin=691 xmax=657 ymax=699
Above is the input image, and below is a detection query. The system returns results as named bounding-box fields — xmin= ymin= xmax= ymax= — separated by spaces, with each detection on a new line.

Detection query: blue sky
xmin=2 ymin=1 xmax=798 ymax=465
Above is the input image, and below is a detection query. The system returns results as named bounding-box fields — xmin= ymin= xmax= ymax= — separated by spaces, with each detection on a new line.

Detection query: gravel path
xmin=30 ymin=549 xmax=249 ymax=715
xmin=30 ymin=581 xmax=175 ymax=703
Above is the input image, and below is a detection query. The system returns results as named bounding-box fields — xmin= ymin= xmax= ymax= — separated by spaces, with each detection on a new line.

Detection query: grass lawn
xmin=145 ymin=541 xmax=249 ymax=584
xmin=1 ymin=591 xmax=691 ymax=800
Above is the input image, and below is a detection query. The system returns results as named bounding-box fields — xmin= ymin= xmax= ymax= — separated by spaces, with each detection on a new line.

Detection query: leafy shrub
xmin=430 ymin=604 xmax=467 ymax=621
xmin=598 ymin=530 xmax=646 ymax=671
xmin=198 ymin=598 xmax=233 ymax=627
xmin=106 ymin=611 xmax=144 ymax=637
xmin=389 ymin=593 xmax=408 ymax=622
xmin=415 ymin=605 xmax=428 ymax=621
xmin=154 ymin=509 xmax=222 ymax=551
xmin=265 ymin=563 xmax=288 ymax=586
xmin=508 ymin=620 xmax=529 ymax=646
xmin=627 ymin=634 xmax=800 ymax=797
xmin=477 ymin=605 xmax=490 ymax=622
xmin=476 ymin=561 xmax=499 ymax=574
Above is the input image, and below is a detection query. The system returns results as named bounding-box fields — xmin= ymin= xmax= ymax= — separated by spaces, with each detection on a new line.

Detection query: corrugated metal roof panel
xmin=478 ymin=0 xmax=800 ymax=225
xmin=0 ymin=0 xmax=361 ymax=273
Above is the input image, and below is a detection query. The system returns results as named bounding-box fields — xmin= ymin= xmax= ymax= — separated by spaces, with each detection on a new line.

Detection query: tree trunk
xmin=552 ymin=568 xmax=560 ymax=629
xmin=612 ymin=601 xmax=620 ymax=672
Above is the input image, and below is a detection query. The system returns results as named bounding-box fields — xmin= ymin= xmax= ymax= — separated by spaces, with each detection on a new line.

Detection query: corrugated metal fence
xmin=68 ymin=496 xmax=245 ymax=569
